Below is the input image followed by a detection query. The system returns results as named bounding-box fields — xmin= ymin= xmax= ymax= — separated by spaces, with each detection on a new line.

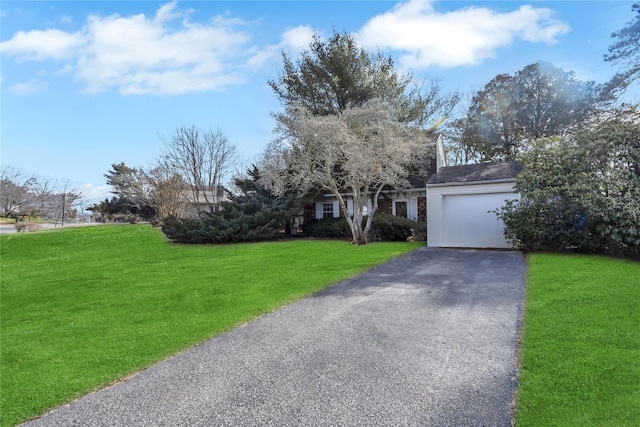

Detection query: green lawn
xmin=517 ymin=253 xmax=640 ymax=426
xmin=0 ymin=224 xmax=421 ymax=426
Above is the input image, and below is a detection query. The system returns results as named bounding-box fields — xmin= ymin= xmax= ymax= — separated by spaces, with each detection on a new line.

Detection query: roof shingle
xmin=427 ymin=161 xmax=522 ymax=185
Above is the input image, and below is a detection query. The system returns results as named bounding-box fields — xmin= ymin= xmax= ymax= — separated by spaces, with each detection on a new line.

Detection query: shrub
xmin=301 ymin=217 xmax=351 ymax=239
xmin=161 ymin=210 xmax=288 ymax=244
xmin=369 ymin=214 xmax=415 ymax=241
xmin=303 ymin=214 xmax=426 ymax=242
xmin=497 ymin=119 xmax=640 ymax=258
xmin=161 ymin=216 xmax=206 ymax=244
xmin=161 ymin=166 xmax=303 ymax=245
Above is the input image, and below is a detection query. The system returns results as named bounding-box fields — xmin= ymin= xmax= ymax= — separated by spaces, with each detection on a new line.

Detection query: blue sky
xmin=1 ymin=1 xmax=636 ymax=203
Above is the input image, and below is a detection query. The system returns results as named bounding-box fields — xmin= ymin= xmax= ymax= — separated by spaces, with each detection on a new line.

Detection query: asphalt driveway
xmin=25 ymin=247 xmax=525 ymax=427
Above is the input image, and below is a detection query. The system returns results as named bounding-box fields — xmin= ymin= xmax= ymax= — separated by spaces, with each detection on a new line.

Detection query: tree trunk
xmin=351 ymin=230 xmax=369 ymax=245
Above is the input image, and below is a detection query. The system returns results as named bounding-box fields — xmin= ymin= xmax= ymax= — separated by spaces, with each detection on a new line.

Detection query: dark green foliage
xmin=161 ymin=211 xmax=284 ymax=244
xmin=497 ymin=119 xmax=640 ymax=258
xmin=369 ymin=214 xmax=422 ymax=242
xmin=94 ymin=162 xmax=156 ymax=221
xmin=104 ymin=162 xmax=142 ymax=202
xmin=302 ymin=217 xmax=352 ymax=239
xmin=269 ymin=31 xmax=408 ymax=117
xmin=88 ymin=196 xmax=155 ymax=222
xmin=160 ymin=216 xmax=205 ymax=243
xmin=303 ymin=214 xmax=425 ymax=242
xmin=269 ymin=30 xmax=458 ymax=129
xmin=459 ymin=62 xmax=602 ymax=162
xmin=162 ymin=166 xmax=300 ymax=244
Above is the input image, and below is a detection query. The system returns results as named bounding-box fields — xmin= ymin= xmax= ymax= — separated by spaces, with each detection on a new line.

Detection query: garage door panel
xmin=442 ymin=192 xmax=517 ymax=248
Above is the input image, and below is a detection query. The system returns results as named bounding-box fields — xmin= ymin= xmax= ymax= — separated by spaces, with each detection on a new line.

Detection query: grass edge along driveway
xmin=0 ymin=224 xmax=421 ymax=427
xmin=516 ymin=253 xmax=640 ymax=426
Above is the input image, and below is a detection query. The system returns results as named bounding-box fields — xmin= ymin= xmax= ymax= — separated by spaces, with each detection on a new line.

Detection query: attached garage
xmin=427 ymin=162 xmax=522 ymax=249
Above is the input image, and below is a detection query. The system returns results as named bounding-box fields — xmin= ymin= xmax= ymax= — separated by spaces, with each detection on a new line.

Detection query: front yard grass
xmin=0 ymin=224 xmax=421 ymax=427
xmin=517 ymin=253 xmax=640 ymax=426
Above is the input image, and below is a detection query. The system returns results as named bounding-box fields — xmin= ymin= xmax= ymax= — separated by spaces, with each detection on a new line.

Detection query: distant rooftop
xmin=428 ymin=161 xmax=522 ymax=185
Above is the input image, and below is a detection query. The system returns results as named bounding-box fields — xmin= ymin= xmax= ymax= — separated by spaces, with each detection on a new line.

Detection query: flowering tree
xmin=260 ymin=101 xmax=433 ymax=245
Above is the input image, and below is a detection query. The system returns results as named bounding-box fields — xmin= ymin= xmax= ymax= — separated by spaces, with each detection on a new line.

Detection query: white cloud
xmin=154 ymin=0 xmax=181 ymax=24
xmin=77 ymin=183 xmax=113 ymax=203
xmin=0 ymin=28 xmax=85 ymax=60
xmin=77 ymin=6 xmax=250 ymax=94
xmin=9 ymin=78 xmax=48 ymax=94
xmin=356 ymin=0 xmax=570 ymax=69
xmin=247 ymin=25 xmax=315 ymax=69
xmin=0 ymin=2 xmax=252 ymax=95
xmin=281 ymin=26 xmax=316 ymax=51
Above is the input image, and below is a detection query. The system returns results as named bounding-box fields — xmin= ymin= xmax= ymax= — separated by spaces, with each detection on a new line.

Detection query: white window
xmin=322 ymin=202 xmax=334 ymax=219
xmin=394 ymin=201 xmax=408 ymax=218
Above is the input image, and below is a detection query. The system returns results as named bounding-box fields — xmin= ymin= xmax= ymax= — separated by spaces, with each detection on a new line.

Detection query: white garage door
xmin=441 ymin=192 xmax=516 ymax=248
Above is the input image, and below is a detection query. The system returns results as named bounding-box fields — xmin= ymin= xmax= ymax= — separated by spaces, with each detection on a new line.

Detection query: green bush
xmin=303 ymin=214 xmax=426 ymax=242
xmin=301 ymin=217 xmax=351 ymax=239
xmin=497 ymin=119 xmax=640 ymax=258
xmin=161 ymin=166 xmax=301 ymax=244
xmin=161 ymin=211 xmax=286 ymax=244
xmin=370 ymin=214 xmax=416 ymax=241
xmin=161 ymin=216 xmax=207 ymax=244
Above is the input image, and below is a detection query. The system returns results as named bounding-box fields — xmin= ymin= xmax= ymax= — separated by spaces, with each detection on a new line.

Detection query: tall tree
xmin=462 ymin=74 xmax=519 ymax=161
xmin=269 ymin=31 xmax=458 ymax=129
xmin=265 ymin=31 xmax=456 ymax=243
xmin=461 ymin=62 xmax=601 ymax=161
xmin=160 ymin=126 xmax=237 ymax=218
xmin=105 ymin=163 xmax=146 ymax=207
xmin=140 ymin=161 xmax=187 ymax=220
xmin=604 ymin=3 xmax=640 ymax=95
xmin=260 ymin=101 xmax=432 ymax=245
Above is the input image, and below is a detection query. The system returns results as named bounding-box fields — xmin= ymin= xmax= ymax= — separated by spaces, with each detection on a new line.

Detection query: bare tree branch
xmin=160 ymin=126 xmax=237 ymax=217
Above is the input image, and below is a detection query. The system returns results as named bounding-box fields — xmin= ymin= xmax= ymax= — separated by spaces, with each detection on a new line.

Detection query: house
xmin=305 ymin=134 xmax=445 ymax=224
xmin=303 ymin=132 xmax=522 ymax=248
xmin=184 ymin=186 xmax=230 ymax=218
xmin=426 ymin=161 xmax=522 ymax=248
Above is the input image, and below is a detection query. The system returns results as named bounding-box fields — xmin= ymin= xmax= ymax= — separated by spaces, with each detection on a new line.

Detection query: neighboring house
xmin=305 ymin=134 xmax=445 ymax=224
xmin=184 ymin=186 xmax=230 ymax=218
xmin=426 ymin=161 xmax=522 ymax=248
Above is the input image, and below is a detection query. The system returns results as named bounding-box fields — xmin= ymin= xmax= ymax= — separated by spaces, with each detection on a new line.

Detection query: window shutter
xmin=409 ymin=197 xmax=418 ymax=221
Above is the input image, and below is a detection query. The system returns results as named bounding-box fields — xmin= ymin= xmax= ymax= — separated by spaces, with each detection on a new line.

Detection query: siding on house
xmin=312 ymin=189 xmax=427 ymax=222
xmin=183 ymin=187 xmax=229 ymax=218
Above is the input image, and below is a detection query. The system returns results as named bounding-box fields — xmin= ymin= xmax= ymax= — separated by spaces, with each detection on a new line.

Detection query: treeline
xmin=0 ymin=167 xmax=83 ymax=223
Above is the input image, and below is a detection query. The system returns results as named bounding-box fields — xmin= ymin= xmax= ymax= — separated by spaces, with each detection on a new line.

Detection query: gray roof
xmin=427 ymin=161 xmax=522 ymax=185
